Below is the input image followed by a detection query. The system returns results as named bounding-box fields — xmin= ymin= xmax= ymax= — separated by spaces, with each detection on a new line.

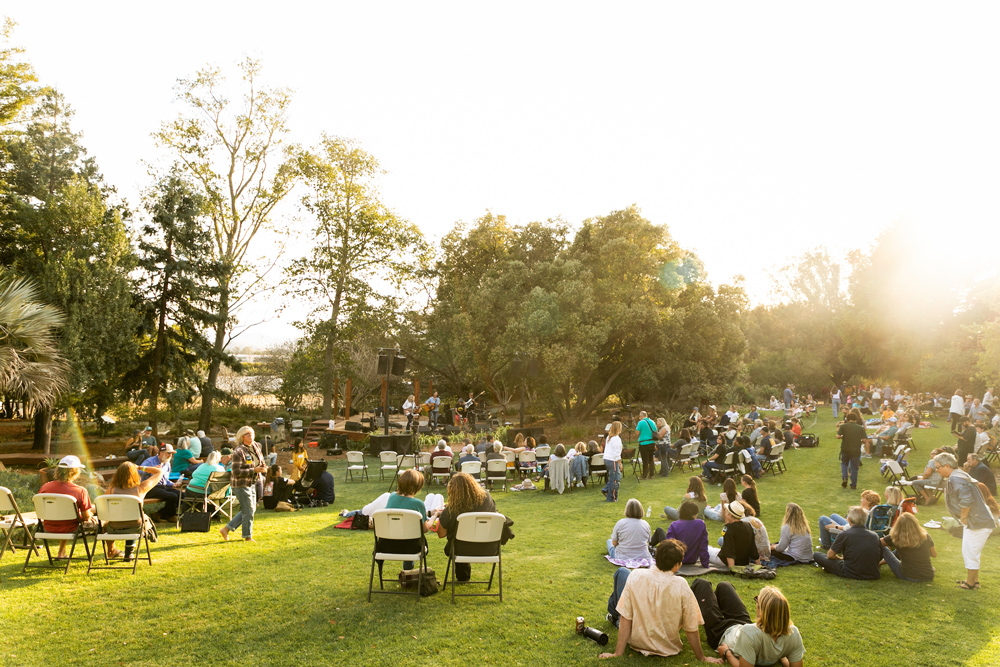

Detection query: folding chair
xmin=460 ymin=460 xmax=483 ymax=479
xmin=534 ymin=445 xmax=551 ymax=468
xmin=676 ymin=443 xmax=698 ymax=471
xmin=431 ymin=456 xmax=453 ymax=485
xmin=290 ymin=420 xmax=304 ymax=438
xmin=517 ymin=451 xmax=537 ymax=480
xmin=444 ymin=511 xmax=505 ymax=603
xmin=379 ymin=450 xmax=399 ymax=481
xmin=477 ymin=451 xmax=487 ymax=464
xmin=486 ymin=459 xmax=509 ymax=492
xmin=24 ymin=493 xmax=93 ymax=574
xmin=88 ymin=495 xmax=152 ymax=574
xmin=416 ymin=452 xmax=432 ymax=469
xmin=884 ymin=460 xmax=911 ymax=487
xmin=367 ymin=508 xmax=427 ymax=603
xmin=503 ymin=451 xmax=516 ymax=480
xmin=761 ymin=443 xmax=785 ymax=476
xmin=390 ymin=454 xmax=417 ymax=491
xmin=590 ymin=454 xmax=607 ymax=489
xmin=718 ymin=452 xmax=739 ymax=480
xmin=345 ymin=451 xmax=369 ymax=482
xmin=0 ymin=486 xmax=39 ymax=561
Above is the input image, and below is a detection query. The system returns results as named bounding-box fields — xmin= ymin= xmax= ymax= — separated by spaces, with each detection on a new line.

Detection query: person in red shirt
xmin=38 ymin=455 xmax=96 ymax=558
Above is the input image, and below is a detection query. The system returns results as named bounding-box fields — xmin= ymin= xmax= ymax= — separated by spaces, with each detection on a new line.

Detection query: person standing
xmin=424 ymin=391 xmax=441 ymax=430
xmin=956 ymin=417 xmax=977 ymax=464
xmin=836 ymin=410 xmax=869 ymax=490
xmin=635 ymin=411 xmax=659 ymax=480
xmin=220 ymin=426 xmax=267 ymax=543
xmin=831 ymin=387 xmax=842 ymax=419
xmin=402 ymin=394 xmax=417 ymax=432
xmin=933 ymin=452 xmax=998 ymax=589
xmin=950 ymin=389 xmax=966 ymax=435
xmin=983 ymin=387 xmax=995 ymax=417
xmin=782 ymin=385 xmax=793 ymax=412
xmin=603 ymin=421 xmax=624 ymax=502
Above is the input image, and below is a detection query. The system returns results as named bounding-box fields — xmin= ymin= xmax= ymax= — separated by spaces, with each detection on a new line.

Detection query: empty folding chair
xmin=884 ymin=460 xmax=913 ymax=489
xmin=676 ymin=443 xmax=698 ymax=471
xmin=503 ymin=451 xmax=516 ymax=480
xmin=416 ymin=452 xmax=432 ymax=469
xmin=379 ymin=451 xmax=399 ymax=482
xmin=0 ymin=486 xmax=39 ymax=561
xmin=486 ymin=459 xmax=509 ymax=492
xmin=390 ymin=454 xmax=418 ymax=491
xmin=367 ymin=508 xmax=427 ymax=602
xmin=88 ymin=495 xmax=152 ymax=574
xmin=25 ymin=493 xmax=93 ymax=574
xmin=345 ymin=451 xmax=369 ymax=482
xmin=444 ymin=512 xmax=506 ymax=603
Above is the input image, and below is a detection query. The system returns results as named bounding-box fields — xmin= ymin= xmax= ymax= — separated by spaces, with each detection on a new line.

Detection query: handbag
xmin=399 ymin=567 xmax=439 ymax=596
xmin=180 ymin=511 xmax=211 ymax=533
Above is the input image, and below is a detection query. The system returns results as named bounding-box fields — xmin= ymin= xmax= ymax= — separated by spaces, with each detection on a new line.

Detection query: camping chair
xmin=864 ymin=504 xmax=895 ymax=538
xmin=390 ymin=454 xmax=417 ymax=491
xmin=24 ymin=493 xmax=93 ymax=574
xmin=534 ymin=445 xmax=551 ymax=468
xmin=88 ymin=495 xmax=152 ymax=574
xmin=443 ymin=512 xmax=505 ymax=603
xmin=431 ymin=456 xmax=453 ymax=485
xmin=517 ymin=451 xmax=537 ymax=480
xmin=367 ymin=509 xmax=428 ymax=603
xmin=460 ymin=460 xmax=483 ymax=479
xmin=379 ymin=451 xmax=399 ymax=481
xmin=486 ymin=459 xmax=509 ymax=492
xmin=0 ymin=486 xmax=39 ymax=561
xmin=345 ymin=451 xmax=369 ymax=482
xmin=761 ymin=443 xmax=786 ymax=476
xmin=178 ymin=470 xmax=235 ymax=526
xmin=590 ymin=453 xmax=607 ymax=489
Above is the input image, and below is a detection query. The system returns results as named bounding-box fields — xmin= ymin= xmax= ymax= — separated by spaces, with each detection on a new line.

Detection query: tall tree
xmin=287 ymin=136 xmax=425 ymax=420
xmin=0 ymin=18 xmax=37 ymax=129
xmin=154 ymin=58 xmax=296 ymax=431
xmin=129 ymin=172 xmax=223 ymax=430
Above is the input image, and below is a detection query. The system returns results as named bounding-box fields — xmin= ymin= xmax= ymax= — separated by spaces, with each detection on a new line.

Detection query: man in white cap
xmin=139 ymin=445 xmax=183 ymax=522
xmin=38 ymin=455 xmax=95 ymax=558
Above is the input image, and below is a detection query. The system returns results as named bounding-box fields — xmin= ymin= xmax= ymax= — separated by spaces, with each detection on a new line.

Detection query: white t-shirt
xmin=604 ymin=435 xmax=623 ymax=462
xmin=951 ymin=394 xmax=966 ymax=414
xmin=984 ymin=391 xmax=994 ymax=407
xmin=725 ymin=410 xmax=739 ymax=422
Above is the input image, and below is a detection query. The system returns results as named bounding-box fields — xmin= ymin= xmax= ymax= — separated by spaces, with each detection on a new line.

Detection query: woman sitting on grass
xmin=705 ymin=478 xmax=742 ymax=522
xmin=739 ymin=475 xmax=760 ymax=519
xmin=607 ymin=498 xmax=652 ymax=561
xmin=767 ymin=503 xmax=813 ymax=567
xmin=880 ymin=512 xmax=936 ymax=582
xmin=105 ymin=461 xmax=162 ymax=561
xmin=262 ymin=465 xmax=298 ymax=511
xmin=661 ymin=500 xmax=710 ymax=568
xmin=435 ymin=472 xmax=496 ymax=582
xmin=662 ymin=476 xmax=708 ymax=520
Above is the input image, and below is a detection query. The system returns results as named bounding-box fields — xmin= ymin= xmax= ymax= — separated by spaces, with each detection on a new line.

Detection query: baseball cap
xmin=889 ymin=416 xmax=897 ymax=422
xmin=159 ymin=444 xmax=175 ymax=454
xmin=727 ymin=501 xmax=746 ymax=518
xmin=221 ymin=447 xmax=233 ymax=456
xmin=57 ymin=455 xmax=85 ymax=469
xmin=143 ymin=426 xmax=152 ymax=432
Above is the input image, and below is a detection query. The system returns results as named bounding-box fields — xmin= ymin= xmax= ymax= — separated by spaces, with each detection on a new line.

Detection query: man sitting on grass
xmin=601 ymin=539 xmax=721 ymax=662
xmin=813 ymin=506 xmax=881 ymax=580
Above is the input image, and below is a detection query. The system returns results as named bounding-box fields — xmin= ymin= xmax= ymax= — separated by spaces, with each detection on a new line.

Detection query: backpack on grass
xmin=797 ymin=433 xmax=819 ymax=448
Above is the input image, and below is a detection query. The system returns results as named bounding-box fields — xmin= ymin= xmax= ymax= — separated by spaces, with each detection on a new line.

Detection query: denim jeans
xmin=840 ymin=455 xmax=860 ymax=487
xmin=606 ymin=539 xmax=617 ymax=559
xmin=606 ymin=567 xmax=631 ymax=627
xmin=656 ymin=444 xmax=675 ymax=477
xmin=832 ymin=400 xmax=840 ymax=418
xmin=881 ymin=546 xmax=931 ymax=582
xmin=429 ymin=409 xmax=438 ymax=428
xmin=227 ymin=485 xmax=257 ymax=538
xmin=818 ymin=514 xmax=847 ymax=549
xmin=602 ymin=461 xmax=621 ymax=501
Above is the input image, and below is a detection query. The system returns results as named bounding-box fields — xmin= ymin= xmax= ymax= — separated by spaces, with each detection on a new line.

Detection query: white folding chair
xmin=884 ymin=460 xmax=913 ymax=488
xmin=677 ymin=443 xmax=698 ymax=471
xmin=444 ymin=512 xmax=505 ymax=603
xmin=503 ymin=451 xmax=516 ymax=479
xmin=431 ymin=456 xmax=453 ymax=485
xmin=718 ymin=451 xmax=738 ymax=480
xmin=368 ymin=509 xmax=427 ymax=602
xmin=461 ymin=460 xmax=483 ymax=479
xmin=379 ymin=450 xmax=399 ymax=481
xmin=88 ymin=495 xmax=152 ymax=574
xmin=25 ymin=493 xmax=93 ymax=573
xmin=477 ymin=451 xmax=487 ymax=464
xmin=390 ymin=454 xmax=418 ymax=491
xmin=0 ymin=486 xmax=39 ymax=561
xmin=534 ymin=445 xmax=551 ymax=467
xmin=486 ymin=459 xmax=509 ymax=492
xmin=290 ymin=420 xmax=304 ymax=437
xmin=345 ymin=451 xmax=369 ymax=482
xmin=416 ymin=452 xmax=432 ymax=468
xmin=762 ymin=443 xmax=785 ymax=475
xmin=590 ymin=453 xmax=607 ymax=489
xmin=517 ymin=451 xmax=537 ymax=479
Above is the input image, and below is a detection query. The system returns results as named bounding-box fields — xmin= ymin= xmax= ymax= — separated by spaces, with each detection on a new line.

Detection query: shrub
xmin=0 ymin=469 xmax=42 ymax=509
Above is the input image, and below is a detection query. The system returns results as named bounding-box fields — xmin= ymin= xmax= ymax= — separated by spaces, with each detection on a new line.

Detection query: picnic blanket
xmin=677 ymin=564 xmax=729 ymax=577
xmin=605 ymin=555 xmax=653 ymax=569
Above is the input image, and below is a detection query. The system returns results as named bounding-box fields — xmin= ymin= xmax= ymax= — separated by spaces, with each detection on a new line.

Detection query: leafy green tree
xmin=155 ymin=58 xmax=297 ymax=431
xmin=128 ymin=172 xmax=224 ymax=431
xmin=0 ymin=18 xmax=37 ymax=128
xmin=287 ymin=136 xmax=425 ymax=420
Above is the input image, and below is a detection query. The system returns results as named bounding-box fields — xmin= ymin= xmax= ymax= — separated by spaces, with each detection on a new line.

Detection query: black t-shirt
xmin=312 ymin=471 xmax=335 ymax=503
xmin=699 ymin=426 xmax=715 ymax=446
xmin=831 ymin=525 xmax=881 ymax=580
xmin=838 ymin=422 xmax=867 ymax=458
xmin=741 ymin=487 xmax=761 ymax=519
xmin=970 ymin=463 xmax=997 ymax=497
xmin=441 ymin=494 xmax=498 ymax=557
xmin=718 ymin=521 xmax=759 ymax=566
xmin=958 ymin=427 xmax=977 ymax=458
xmin=885 ymin=534 xmax=935 ymax=581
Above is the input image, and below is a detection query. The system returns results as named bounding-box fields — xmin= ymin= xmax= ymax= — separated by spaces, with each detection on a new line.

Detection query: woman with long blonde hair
xmin=435 ymin=472 xmax=496 ymax=581
xmin=881 ymin=512 xmax=936 ymax=582
xmin=768 ymin=503 xmax=813 ymax=566
xmin=602 ymin=421 xmax=624 ymax=502
xmin=692 ymin=580 xmax=805 ymax=664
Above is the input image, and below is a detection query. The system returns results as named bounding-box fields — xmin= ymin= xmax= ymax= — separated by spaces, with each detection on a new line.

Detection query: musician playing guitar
xmin=402 ymin=394 xmax=417 ymax=431
xmin=465 ymin=391 xmax=485 ymax=428
xmin=423 ymin=391 xmax=441 ymax=430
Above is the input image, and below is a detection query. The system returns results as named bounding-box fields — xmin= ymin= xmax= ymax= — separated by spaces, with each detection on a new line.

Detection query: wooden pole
xmin=344 ymin=377 xmax=352 ymax=421
xmin=414 ymin=379 xmax=421 ymax=405
xmin=333 ymin=377 xmax=339 ymax=422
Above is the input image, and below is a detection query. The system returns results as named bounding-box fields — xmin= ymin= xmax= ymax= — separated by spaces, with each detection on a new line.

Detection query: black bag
xmin=180 ymin=511 xmax=211 ymax=533
xmin=739 ymin=564 xmax=776 ymax=580
xmin=399 ymin=567 xmax=439 ymax=596
xmin=798 ymin=433 xmax=819 ymax=448
xmin=351 ymin=513 xmax=370 ymax=530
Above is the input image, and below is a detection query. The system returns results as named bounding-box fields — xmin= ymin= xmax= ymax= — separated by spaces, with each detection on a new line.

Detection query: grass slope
xmin=1 ymin=411 xmax=998 ymax=667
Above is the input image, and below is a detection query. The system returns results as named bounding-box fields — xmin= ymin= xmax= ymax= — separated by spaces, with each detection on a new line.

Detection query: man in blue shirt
xmin=783 ymin=386 xmax=793 ymax=411
xmin=139 ymin=444 xmax=184 ymax=522
xmin=424 ymin=392 xmax=441 ymax=429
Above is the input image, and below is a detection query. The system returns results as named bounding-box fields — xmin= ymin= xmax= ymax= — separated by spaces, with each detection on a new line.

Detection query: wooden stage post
xmin=333 ymin=378 xmax=339 ymax=418
xmin=344 ymin=377 xmax=352 ymax=420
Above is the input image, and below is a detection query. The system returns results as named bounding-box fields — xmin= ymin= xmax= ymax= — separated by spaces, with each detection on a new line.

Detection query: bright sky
xmin=10 ymin=2 xmax=1000 ymax=347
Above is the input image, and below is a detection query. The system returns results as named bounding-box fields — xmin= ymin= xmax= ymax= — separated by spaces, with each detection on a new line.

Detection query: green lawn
xmin=1 ymin=411 xmax=998 ymax=667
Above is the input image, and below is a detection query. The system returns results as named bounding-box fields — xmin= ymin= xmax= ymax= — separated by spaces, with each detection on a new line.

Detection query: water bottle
xmin=646 ymin=505 xmax=651 ymax=518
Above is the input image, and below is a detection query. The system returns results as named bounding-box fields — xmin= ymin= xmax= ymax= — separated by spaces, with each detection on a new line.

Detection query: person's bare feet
xmin=244 ymin=537 xmax=256 ymax=543
xmin=219 ymin=526 xmax=230 ymax=541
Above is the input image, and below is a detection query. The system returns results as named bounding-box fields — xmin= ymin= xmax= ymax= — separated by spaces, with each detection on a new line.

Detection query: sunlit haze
xmin=10 ymin=2 xmax=1000 ymax=346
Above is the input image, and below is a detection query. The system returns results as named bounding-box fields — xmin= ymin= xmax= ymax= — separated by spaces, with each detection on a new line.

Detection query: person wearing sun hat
xmin=38 ymin=455 xmax=96 ymax=558
xmin=707 ymin=501 xmax=759 ymax=569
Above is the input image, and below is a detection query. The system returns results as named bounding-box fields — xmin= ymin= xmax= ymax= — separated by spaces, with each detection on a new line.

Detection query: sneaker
xmin=841 ymin=479 xmax=848 ymax=488
xmin=605 ymin=613 xmax=615 ymax=623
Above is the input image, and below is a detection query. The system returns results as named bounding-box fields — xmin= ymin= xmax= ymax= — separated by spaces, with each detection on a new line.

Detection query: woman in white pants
xmin=933 ymin=452 xmax=998 ymax=589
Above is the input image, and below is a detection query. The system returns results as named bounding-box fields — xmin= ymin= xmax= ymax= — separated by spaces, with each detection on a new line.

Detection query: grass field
xmin=1 ymin=410 xmax=998 ymax=667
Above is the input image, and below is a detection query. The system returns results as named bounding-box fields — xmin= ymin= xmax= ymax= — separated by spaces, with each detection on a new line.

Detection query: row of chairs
xmin=368 ymin=509 xmax=505 ymax=604
xmin=0 ymin=490 xmax=154 ymax=575
xmin=346 ymin=450 xmax=549 ymax=491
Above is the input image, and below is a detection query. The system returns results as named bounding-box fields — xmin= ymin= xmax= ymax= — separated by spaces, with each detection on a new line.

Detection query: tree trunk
xmin=149 ymin=247 xmax=172 ymax=432
xmin=321 ymin=326 xmax=335 ymax=420
xmin=199 ymin=287 xmax=229 ymax=432
xmin=32 ymin=406 xmax=53 ymax=454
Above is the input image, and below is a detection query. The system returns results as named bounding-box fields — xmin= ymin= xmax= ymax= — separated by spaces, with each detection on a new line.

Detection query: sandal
xmin=957 ymin=581 xmax=980 ymax=590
